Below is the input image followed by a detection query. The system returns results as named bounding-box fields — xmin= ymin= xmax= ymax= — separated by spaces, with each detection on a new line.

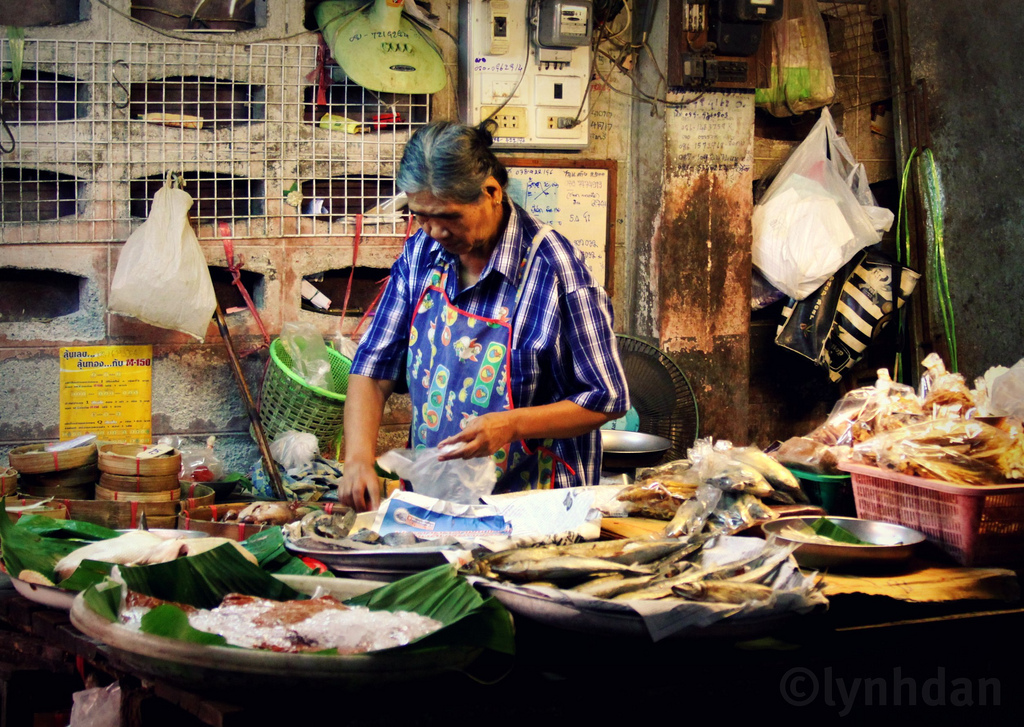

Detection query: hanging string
xmin=921 ymin=148 xmax=958 ymax=373
xmin=893 ymin=147 xmax=918 ymax=383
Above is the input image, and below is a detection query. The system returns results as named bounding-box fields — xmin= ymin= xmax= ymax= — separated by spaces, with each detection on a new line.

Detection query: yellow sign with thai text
xmin=59 ymin=346 xmax=153 ymax=443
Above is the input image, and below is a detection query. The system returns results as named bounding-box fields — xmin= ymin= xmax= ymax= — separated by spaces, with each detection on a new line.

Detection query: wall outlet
xmin=481 ymin=105 xmax=529 ymax=137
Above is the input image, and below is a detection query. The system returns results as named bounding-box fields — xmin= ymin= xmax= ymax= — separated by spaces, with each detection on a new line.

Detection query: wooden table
xmin=1 ymin=562 xmax=1023 ymax=726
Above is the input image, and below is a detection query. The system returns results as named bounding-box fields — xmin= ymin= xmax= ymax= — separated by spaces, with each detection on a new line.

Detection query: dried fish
xmin=671 ymin=580 xmax=774 ymax=603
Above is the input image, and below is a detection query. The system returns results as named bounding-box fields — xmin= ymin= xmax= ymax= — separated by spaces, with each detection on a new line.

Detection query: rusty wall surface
xmin=652 ymin=93 xmax=755 ymax=444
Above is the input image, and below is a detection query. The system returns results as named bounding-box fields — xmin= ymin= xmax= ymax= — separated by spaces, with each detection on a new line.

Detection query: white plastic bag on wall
xmin=108 ymin=177 xmax=217 ymax=340
xmin=752 ymin=108 xmax=894 ymax=300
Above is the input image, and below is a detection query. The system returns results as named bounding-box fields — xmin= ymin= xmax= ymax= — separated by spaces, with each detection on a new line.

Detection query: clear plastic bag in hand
xmin=376 ymin=446 xmax=497 ymax=505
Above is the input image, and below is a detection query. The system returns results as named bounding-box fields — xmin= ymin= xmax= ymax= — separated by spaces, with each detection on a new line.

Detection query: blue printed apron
xmin=406 ymin=226 xmax=572 ymax=491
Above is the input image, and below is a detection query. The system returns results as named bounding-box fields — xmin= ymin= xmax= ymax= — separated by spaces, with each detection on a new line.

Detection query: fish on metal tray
xmin=490 ymin=555 xmax=652 ymax=584
xmin=570 ymin=573 xmax=659 ymax=599
xmin=671 ymin=580 xmax=774 ymax=603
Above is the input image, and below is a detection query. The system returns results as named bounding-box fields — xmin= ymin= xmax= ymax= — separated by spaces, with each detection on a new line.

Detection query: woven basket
xmin=3 ymin=496 xmax=69 ymax=521
xmin=19 ymin=464 xmax=99 ymax=490
xmin=9 ymin=443 xmax=98 ymax=474
xmin=257 ymin=338 xmax=351 ymax=453
xmin=61 ymin=499 xmax=175 ymax=530
xmin=99 ymin=471 xmax=179 ymax=494
xmin=95 ymin=484 xmax=180 ymax=506
xmin=178 ymin=501 xmax=323 ymax=542
xmin=179 ymin=482 xmax=215 ymax=510
xmin=98 ymin=444 xmax=182 ymax=477
xmin=1 ymin=468 xmax=18 ymax=497
xmin=21 ymin=482 xmax=95 ymax=500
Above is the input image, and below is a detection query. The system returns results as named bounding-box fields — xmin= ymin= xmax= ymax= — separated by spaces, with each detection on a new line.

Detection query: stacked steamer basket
xmin=9 ymin=442 xmax=99 ymax=500
xmin=1 ymin=467 xmax=18 ymax=497
xmin=96 ymin=444 xmax=182 ymax=529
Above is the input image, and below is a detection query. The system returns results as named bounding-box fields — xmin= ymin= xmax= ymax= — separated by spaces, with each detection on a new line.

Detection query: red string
xmin=219 ymin=222 xmax=271 ymax=356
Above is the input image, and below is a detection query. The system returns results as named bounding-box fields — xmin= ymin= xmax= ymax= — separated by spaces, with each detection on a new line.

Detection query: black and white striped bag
xmin=775 ymin=251 xmax=920 ymax=381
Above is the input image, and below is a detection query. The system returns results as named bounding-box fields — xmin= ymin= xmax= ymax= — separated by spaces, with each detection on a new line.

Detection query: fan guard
xmin=615 ymin=334 xmax=699 ymax=462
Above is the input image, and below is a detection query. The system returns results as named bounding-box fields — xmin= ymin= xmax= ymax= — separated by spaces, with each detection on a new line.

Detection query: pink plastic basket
xmin=840 ymin=462 xmax=1024 ymax=566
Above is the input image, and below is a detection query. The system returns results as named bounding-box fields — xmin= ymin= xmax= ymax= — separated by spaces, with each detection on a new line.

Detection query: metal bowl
xmin=601 ymin=430 xmax=672 ymax=469
xmin=762 ymin=516 xmax=926 ymax=570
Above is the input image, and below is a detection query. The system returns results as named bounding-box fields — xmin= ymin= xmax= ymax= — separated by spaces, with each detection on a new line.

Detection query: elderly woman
xmin=339 ymin=120 xmax=629 ymax=511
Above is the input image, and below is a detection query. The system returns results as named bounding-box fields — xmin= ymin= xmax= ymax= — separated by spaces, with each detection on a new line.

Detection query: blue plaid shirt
xmin=351 ymin=201 xmax=629 ymax=488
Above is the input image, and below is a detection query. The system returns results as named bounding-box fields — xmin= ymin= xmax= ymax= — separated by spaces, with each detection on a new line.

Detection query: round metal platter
xmin=69 ymin=575 xmax=483 ymax=694
xmin=600 ymin=430 xmax=672 ymax=455
xmin=11 ymin=577 xmax=76 ymax=610
xmin=762 ymin=516 xmax=926 ymax=570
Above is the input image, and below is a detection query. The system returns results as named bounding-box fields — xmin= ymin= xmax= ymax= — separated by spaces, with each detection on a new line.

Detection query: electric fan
xmin=613 ymin=334 xmax=699 ymax=463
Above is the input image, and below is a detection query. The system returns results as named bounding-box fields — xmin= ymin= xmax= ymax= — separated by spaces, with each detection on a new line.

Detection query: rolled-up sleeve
xmin=350 ymin=254 xmax=412 ymax=381
xmin=561 ymin=285 xmax=630 ymax=414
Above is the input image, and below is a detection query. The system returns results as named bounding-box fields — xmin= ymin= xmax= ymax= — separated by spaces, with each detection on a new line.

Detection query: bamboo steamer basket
xmin=179 ymin=482 xmax=215 ymax=511
xmin=95 ymin=485 xmax=180 ymax=509
xmin=9 ymin=442 xmax=98 ymax=474
xmin=178 ymin=501 xmax=323 ymax=542
xmin=99 ymin=471 xmax=179 ymax=494
xmin=19 ymin=464 xmax=98 ymax=489
xmin=61 ymin=499 xmax=176 ymax=530
xmin=21 ymin=482 xmax=95 ymax=501
xmin=1 ymin=468 xmax=18 ymax=497
xmin=98 ymin=444 xmax=181 ymax=477
xmin=3 ymin=496 xmax=69 ymax=522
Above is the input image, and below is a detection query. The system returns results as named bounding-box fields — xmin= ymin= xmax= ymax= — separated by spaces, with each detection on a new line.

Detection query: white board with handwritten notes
xmin=502 ymin=160 xmax=615 ymax=291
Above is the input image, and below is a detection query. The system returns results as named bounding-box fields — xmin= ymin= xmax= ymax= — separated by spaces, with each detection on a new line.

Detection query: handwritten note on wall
xmin=667 ymin=92 xmax=754 ymax=170
xmin=505 ymin=164 xmax=612 ymax=288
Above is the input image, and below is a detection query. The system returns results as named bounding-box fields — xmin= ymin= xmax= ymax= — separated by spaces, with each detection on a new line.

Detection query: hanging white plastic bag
xmin=752 ymin=108 xmax=894 ymax=300
xmin=108 ymin=176 xmax=217 ymax=340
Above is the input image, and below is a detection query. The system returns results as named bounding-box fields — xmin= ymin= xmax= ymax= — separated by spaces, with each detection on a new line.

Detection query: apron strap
xmin=512 ymin=224 xmax=551 ymax=317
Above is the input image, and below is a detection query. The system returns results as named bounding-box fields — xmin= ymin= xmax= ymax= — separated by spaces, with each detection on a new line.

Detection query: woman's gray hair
xmin=396 ymin=121 xmax=508 ymax=204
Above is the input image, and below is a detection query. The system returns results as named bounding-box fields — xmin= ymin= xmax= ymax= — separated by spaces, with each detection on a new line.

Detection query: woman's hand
xmin=338 ymin=459 xmax=381 ymax=512
xmin=437 ymin=411 xmax=516 ymax=460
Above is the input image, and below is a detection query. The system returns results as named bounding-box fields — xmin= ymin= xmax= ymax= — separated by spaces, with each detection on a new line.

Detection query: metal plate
xmin=284 ymin=538 xmax=457 ymax=572
xmin=11 ymin=577 xmax=76 ymax=610
xmin=762 ymin=516 xmax=926 ymax=570
xmin=600 ymin=430 xmax=672 ymax=455
xmin=68 ymin=575 xmax=483 ymax=695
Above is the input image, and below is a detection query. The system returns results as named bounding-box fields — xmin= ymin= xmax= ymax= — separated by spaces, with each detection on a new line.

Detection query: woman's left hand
xmin=437 ymin=412 xmax=516 ymax=460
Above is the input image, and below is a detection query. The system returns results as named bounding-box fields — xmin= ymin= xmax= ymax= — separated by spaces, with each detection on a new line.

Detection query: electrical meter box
xmin=460 ymin=0 xmax=592 ymax=150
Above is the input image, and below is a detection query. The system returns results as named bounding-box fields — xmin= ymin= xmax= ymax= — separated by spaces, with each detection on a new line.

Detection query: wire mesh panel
xmin=822 ymin=2 xmax=893 ymax=111
xmin=0 ymin=38 xmax=429 ymax=244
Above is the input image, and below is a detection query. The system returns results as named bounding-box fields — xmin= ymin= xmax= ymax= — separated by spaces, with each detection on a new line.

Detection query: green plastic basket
xmin=788 ymin=468 xmax=856 ymax=517
xmin=256 ymin=338 xmax=352 ymax=453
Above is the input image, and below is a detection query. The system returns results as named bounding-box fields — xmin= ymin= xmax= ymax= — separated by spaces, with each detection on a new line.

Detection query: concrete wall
xmin=902 ymin=0 xmax=1024 ymax=380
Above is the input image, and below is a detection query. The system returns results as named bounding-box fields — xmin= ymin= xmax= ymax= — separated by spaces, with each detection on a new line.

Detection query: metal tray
xmin=69 ymin=575 xmax=482 ymax=694
xmin=600 ymin=430 xmax=672 ymax=455
xmin=285 ymin=538 xmax=459 ymax=572
xmin=762 ymin=516 xmax=926 ymax=570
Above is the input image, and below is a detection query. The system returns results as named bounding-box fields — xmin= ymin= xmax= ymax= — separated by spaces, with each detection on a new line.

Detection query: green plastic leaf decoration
xmin=6 ymin=27 xmax=24 ymax=92
xmin=809 ymin=517 xmax=867 ymax=545
xmin=140 ymin=605 xmax=228 ymax=646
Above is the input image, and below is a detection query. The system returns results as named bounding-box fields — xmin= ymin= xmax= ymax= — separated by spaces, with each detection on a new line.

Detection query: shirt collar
xmin=425 ymin=200 xmax=527 ymax=287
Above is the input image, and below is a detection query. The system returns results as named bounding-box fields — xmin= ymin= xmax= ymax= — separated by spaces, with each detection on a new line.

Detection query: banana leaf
xmin=15 ymin=515 xmax=119 ymax=541
xmin=58 ymin=560 xmax=115 ymax=591
xmin=141 ymin=605 xmax=228 ymax=646
xmin=0 ymin=500 xmax=84 ymax=581
xmin=346 ymin=564 xmax=516 ymax=655
xmin=117 ymin=542 xmax=301 ymax=609
xmin=242 ymin=528 xmax=332 ymax=578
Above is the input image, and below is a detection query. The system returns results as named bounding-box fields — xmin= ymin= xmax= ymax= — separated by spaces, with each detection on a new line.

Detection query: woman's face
xmin=407 ymin=177 xmax=505 ymax=260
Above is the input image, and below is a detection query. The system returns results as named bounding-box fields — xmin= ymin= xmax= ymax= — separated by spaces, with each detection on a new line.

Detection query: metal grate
xmin=0 ymin=38 xmax=429 ymax=244
xmin=823 ymin=2 xmax=893 ymax=111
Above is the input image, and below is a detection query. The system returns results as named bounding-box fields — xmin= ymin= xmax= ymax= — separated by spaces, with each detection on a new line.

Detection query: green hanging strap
xmin=920 ymin=149 xmax=959 ymax=373
xmin=894 ymin=147 xmax=918 ymax=383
